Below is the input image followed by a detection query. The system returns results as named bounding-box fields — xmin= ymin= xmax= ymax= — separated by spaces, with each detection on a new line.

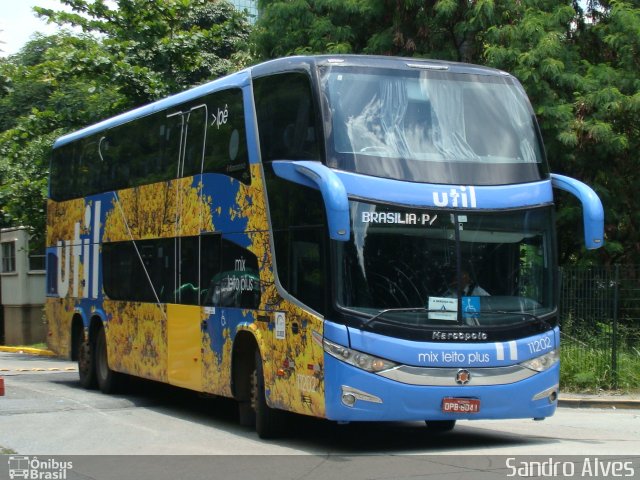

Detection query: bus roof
xmin=53 ymin=55 xmax=510 ymax=149
xmin=250 ymin=54 xmax=508 ymax=78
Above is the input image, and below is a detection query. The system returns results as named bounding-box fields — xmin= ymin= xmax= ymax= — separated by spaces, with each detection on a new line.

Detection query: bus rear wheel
xmin=95 ymin=326 xmax=124 ymax=394
xmin=251 ymin=350 xmax=285 ymax=439
xmin=76 ymin=331 xmax=97 ymax=389
xmin=425 ymin=420 xmax=456 ymax=432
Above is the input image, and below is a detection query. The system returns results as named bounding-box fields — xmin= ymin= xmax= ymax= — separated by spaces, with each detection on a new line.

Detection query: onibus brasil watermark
xmin=506 ymin=457 xmax=635 ymax=477
xmin=7 ymin=456 xmax=73 ymax=480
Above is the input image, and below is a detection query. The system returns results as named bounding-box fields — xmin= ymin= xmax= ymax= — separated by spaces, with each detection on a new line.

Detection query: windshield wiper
xmin=491 ymin=310 xmax=553 ymax=329
xmin=491 ymin=310 xmax=541 ymax=321
xmin=361 ymin=307 xmax=428 ymax=329
xmin=360 ymin=307 xmax=440 ymax=330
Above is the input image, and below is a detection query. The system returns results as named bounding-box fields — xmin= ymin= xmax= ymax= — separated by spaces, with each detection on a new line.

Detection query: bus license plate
xmin=442 ymin=398 xmax=480 ymax=414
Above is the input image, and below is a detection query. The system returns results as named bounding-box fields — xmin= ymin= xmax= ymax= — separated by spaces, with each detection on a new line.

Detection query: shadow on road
xmin=49 ymin=373 xmax=558 ymax=454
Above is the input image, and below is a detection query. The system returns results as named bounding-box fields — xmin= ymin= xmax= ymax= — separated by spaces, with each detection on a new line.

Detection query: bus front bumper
xmin=324 ymin=354 xmax=559 ymax=422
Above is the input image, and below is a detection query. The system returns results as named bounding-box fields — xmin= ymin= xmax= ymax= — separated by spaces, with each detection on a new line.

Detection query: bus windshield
xmin=335 ymin=203 xmax=556 ymax=329
xmin=320 ymin=65 xmax=547 ymax=185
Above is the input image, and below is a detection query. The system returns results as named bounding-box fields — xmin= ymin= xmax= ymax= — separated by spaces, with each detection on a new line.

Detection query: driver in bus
xmin=446 ymin=269 xmax=490 ymax=297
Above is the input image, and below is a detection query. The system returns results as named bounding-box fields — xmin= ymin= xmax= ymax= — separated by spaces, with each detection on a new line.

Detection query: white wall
xmin=1 ymin=227 xmax=45 ymax=345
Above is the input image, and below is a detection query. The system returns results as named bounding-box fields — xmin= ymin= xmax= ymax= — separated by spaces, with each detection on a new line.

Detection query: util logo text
xmin=433 ymin=186 xmax=477 ymax=208
xmin=56 ymin=201 xmax=101 ymax=299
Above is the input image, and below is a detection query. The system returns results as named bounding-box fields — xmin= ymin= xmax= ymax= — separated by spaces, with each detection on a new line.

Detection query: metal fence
xmin=559 ymin=265 xmax=640 ymax=390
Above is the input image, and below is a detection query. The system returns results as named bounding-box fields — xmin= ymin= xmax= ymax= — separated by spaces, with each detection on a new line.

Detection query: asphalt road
xmin=1 ymin=351 xmax=639 ymax=459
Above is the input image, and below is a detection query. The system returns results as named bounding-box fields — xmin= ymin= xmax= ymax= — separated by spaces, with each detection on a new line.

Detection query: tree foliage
xmin=0 ymin=0 xmax=252 ymax=250
xmin=35 ymin=0 xmax=252 ymax=103
xmin=253 ymin=0 xmax=640 ymax=265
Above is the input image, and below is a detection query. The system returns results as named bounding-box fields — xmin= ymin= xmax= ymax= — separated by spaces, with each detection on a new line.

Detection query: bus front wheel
xmin=95 ymin=326 xmax=124 ymax=394
xmin=251 ymin=350 xmax=285 ymax=439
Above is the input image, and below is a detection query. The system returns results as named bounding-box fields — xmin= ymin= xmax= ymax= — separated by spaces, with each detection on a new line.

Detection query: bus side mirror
xmin=272 ymin=160 xmax=350 ymax=241
xmin=551 ymin=173 xmax=604 ymax=249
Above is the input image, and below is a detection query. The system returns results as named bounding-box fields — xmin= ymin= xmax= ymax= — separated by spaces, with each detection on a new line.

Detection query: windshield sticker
xmin=361 ymin=211 xmax=438 ymax=226
xmin=462 ymin=297 xmax=481 ymax=319
xmin=428 ymin=297 xmax=457 ymax=321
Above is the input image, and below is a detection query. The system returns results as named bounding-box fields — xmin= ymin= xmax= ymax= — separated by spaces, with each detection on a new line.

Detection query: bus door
xmin=167 ymin=104 xmax=208 ymax=391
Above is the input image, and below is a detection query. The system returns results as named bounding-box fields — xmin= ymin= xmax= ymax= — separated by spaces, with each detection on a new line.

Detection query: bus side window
xmin=103 ymin=242 xmax=136 ymax=301
xmin=103 ymin=125 xmax=131 ymax=191
xmin=58 ymin=142 xmax=85 ymax=200
xmin=81 ymin=137 xmax=105 ymax=195
xmin=49 ymin=148 xmax=64 ymax=201
xmin=161 ymin=114 xmax=184 ymax=180
xmin=203 ymin=238 xmax=260 ymax=309
xmin=144 ymin=238 xmax=175 ymax=303
xmin=200 ymin=234 xmax=221 ymax=306
xmin=266 ymin=175 xmax=327 ymax=314
xmin=46 ymin=252 xmax=57 ymax=295
xmin=290 ymin=231 xmax=325 ymax=314
xmin=203 ymin=89 xmax=250 ymax=184
xmin=132 ymin=114 xmax=166 ymax=186
xmin=273 ymin=227 xmax=326 ymax=314
xmin=253 ymin=72 xmax=321 ymax=163
xmin=183 ymin=106 xmax=208 ymax=178
xmin=103 ymin=239 xmax=174 ymax=303
xmin=177 ymin=236 xmax=200 ymax=305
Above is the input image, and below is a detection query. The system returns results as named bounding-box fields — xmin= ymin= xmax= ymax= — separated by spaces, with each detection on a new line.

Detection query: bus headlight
xmin=520 ymin=350 xmax=559 ymax=372
xmin=323 ymin=338 xmax=398 ymax=373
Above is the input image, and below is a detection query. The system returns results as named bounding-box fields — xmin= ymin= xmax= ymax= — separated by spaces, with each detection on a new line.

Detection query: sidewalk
xmin=2 ymin=346 xmax=639 ymax=409
xmin=559 ymin=391 xmax=640 ymax=409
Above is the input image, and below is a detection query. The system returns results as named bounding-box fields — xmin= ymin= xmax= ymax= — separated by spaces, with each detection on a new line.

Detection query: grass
xmin=560 ymin=343 xmax=640 ymax=393
xmin=0 ymin=446 xmax=17 ymax=454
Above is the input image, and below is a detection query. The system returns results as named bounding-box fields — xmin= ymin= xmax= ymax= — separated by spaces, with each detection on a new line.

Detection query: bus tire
xmin=252 ymin=350 xmax=285 ymax=439
xmin=95 ymin=326 xmax=124 ymax=394
xmin=425 ymin=420 xmax=456 ymax=432
xmin=76 ymin=327 xmax=97 ymax=390
xmin=238 ymin=401 xmax=255 ymax=427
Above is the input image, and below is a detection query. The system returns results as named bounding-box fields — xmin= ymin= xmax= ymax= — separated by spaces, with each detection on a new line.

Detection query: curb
xmin=0 ymin=346 xmax=57 ymax=357
xmin=558 ymin=397 xmax=640 ymax=410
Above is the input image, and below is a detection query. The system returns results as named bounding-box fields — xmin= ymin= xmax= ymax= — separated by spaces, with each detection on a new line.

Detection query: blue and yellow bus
xmin=46 ymin=55 xmax=604 ymax=438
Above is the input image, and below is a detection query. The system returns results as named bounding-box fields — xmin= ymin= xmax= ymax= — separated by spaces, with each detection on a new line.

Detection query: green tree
xmin=35 ymin=0 xmax=252 ymax=104
xmin=572 ymin=2 xmax=640 ymax=264
xmin=0 ymin=33 xmax=128 ymax=133
xmin=253 ymin=0 xmax=522 ymax=60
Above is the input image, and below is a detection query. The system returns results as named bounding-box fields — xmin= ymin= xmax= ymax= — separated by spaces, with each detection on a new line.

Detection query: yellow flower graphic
xmin=104 ymin=178 xmax=214 ymax=242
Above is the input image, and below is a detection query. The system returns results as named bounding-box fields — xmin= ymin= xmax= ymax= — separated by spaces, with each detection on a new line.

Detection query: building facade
xmin=0 ymin=227 xmax=46 ymax=345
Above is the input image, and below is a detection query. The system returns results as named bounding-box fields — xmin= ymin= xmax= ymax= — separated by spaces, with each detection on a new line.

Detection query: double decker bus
xmin=46 ymin=55 xmax=604 ymax=438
